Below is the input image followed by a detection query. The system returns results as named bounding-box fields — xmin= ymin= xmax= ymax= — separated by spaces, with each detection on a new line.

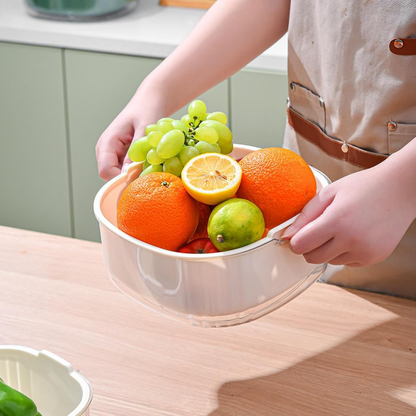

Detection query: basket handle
xmin=267 ymin=214 xmax=300 ymax=246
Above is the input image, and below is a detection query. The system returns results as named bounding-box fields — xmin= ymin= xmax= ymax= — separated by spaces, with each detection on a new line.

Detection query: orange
xmin=117 ymin=172 xmax=199 ymax=251
xmin=237 ymin=148 xmax=316 ymax=229
xmin=188 ymin=202 xmax=211 ymax=242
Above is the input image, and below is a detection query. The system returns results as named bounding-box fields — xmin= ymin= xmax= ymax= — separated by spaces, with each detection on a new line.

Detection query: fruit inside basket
xmin=116 ymin=100 xmax=318 ymax=257
xmin=95 ymin=139 xmax=331 ymax=327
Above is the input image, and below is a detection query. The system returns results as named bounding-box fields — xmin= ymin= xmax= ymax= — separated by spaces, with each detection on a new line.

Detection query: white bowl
xmin=0 ymin=346 xmax=92 ymax=416
xmin=94 ymin=144 xmax=331 ymax=327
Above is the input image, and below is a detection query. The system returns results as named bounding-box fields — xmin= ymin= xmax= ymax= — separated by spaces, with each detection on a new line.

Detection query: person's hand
xmin=282 ymin=152 xmax=416 ymax=267
xmin=95 ymin=110 xmax=136 ymax=181
xmin=96 ymin=91 xmax=168 ymax=181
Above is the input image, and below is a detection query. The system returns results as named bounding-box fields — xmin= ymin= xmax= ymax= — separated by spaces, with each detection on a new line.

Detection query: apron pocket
xmin=388 ymin=122 xmax=416 ymax=154
xmin=289 ymin=82 xmax=326 ymax=131
xmin=288 ymin=106 xmax=388 ymax=169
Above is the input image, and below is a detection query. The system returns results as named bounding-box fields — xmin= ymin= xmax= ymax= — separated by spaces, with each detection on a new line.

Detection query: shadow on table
xmin=208 ymin=288 xmax=416 ymax=416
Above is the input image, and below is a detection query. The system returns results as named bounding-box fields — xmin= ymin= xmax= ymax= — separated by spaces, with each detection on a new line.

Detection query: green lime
xmin=208 ymin=198 xmax=265 ymax=251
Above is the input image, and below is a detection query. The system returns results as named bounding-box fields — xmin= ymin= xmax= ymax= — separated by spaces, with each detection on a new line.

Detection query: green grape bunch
xmin=127 ymin=100 xmax=234 ymax=177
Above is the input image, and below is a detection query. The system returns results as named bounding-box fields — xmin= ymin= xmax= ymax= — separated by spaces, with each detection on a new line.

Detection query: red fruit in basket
xmin=189 ymin=202 xmax=211 ymax=242
xmin=237 ymin=148 xmax=316 ymax=229
xmin=117 ymin=172 xmax=199 ymax=251
xmin=178 ymin=238 xmax=219 ymax=254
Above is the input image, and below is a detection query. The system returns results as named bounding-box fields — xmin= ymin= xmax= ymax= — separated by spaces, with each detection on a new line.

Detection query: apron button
xmin=393 ymin=39 xmax=404 ymax=49
xmin=290 ymin=82 xmax=296 ymax=91
xmin=341 ymin=142 xmax=349 ymax=153
xmin=388 ymin=121 xmax=397 ymax=131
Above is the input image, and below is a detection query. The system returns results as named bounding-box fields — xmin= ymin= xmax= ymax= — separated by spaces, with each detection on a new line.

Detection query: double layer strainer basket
xmin=94 ymin=144 xmax=331 ymax=327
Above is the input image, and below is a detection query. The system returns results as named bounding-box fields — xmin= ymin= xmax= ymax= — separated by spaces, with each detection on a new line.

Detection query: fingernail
xmin=121 ymin=163 xmax=131 ymax=173
xmin=281 ymin=225 xmax=296 ymax=240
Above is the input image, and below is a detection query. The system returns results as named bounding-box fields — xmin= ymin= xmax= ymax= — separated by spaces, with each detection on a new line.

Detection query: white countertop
xmin=0 ymin=0 xmax=288 ymax=72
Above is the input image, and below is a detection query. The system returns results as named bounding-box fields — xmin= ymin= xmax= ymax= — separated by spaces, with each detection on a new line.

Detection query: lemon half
xmin=182 ymin=153 xmax=242 ymax=205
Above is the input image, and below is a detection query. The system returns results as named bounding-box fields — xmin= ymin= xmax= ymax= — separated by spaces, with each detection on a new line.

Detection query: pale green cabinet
xmin=230 ymin=69 xmax=288 ymax=148
xmin=64 ymin=49 xmax=228 ymax=242
xmin=0 ymin=42 xmax=72 ymax=237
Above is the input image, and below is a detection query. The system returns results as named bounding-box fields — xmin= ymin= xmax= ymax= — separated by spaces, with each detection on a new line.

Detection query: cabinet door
xmin=64 ymin=50 xmax=228 ymax=242
xmin=0 ymin=42 xmax=72 ymax=237
xmin=230 ymin=69 xmax=288 ymax=148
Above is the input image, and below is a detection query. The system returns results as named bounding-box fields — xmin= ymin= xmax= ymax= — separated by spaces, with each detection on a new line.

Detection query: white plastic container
xmin=0 ymin=346 xmax=92 ymax=416
xmin=94 ymin=144 xmax=331 ymax=327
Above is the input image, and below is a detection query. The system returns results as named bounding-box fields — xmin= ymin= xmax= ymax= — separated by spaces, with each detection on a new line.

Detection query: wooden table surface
xmin=1 ymin=226 xmax=416 ymax=416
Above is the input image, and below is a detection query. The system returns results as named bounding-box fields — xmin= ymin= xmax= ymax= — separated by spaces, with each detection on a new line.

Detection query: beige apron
xmin=284 ymin=0 xmax=416 ymax=299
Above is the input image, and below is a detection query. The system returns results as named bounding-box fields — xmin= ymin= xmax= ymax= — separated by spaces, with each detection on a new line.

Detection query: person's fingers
xmin=328 ymin=252 xmax=354 ymax=265
xmin=329 ymin=252 xmax=367 ymax=267
xmin=281 ymin=188 xmax=335 ymax=240
xmin=289 ymin=216 xmax=335 ymax=255
xmin=96 ymin=129 xmax=133 ymax=181
xmin=329 ymin=247 xmax=389 ymax=267
xmin=122 ymin=130 xmax=144 ymax=171
xmin=344 ymin=262 xmax=363 ymax=268
xmin=96 ymin=148 xmax=122 ymax=181
xmin=122 ymin=154 xmax=133 ymax=172
xmin=301 ymin=238 xmax=345 ymax=264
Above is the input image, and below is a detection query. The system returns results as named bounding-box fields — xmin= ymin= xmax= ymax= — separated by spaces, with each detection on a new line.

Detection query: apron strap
xmin=287 ymin=106 xmax=388 ymax=169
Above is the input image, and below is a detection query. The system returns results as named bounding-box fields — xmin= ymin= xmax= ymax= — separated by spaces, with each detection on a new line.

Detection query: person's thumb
xmin=122 ymin=132 xmax=140 ymax=172
xmin=121 ymin=155 xmax=133 ymax=173
xmin=281 ymin=189 xmax=335 ymax=240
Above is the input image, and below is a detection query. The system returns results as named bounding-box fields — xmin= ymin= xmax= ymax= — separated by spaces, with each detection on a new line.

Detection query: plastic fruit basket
xmin=0 ymin=345 xmax=92 ymax=416
xmin=94 ymin=144 xmax=331 ymax=327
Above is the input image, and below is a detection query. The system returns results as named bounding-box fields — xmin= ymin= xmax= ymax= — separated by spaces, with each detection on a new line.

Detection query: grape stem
xmin=184 ymin=122 xmax=201 ymax=145
xmin=184 ymin=133 xmax=199 ymax=146
xmin=189 ymin=119 xmax=200 ymax=130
